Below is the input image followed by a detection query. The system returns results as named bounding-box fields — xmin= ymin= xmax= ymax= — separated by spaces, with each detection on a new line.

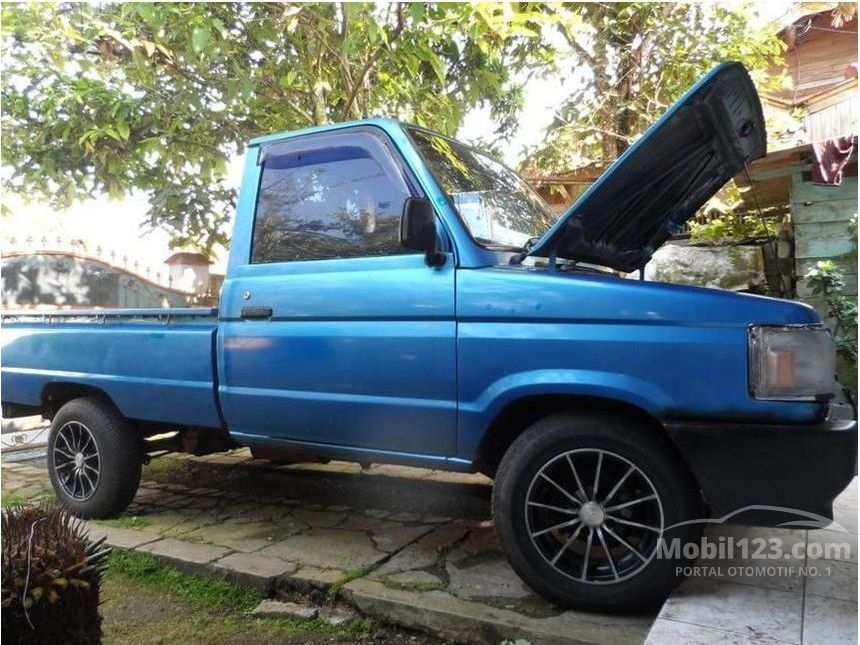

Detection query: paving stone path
xmin=1 ymin=451 xmax=652 ymax=644
xmin=5 ymin=450 xmax=853 ymax=644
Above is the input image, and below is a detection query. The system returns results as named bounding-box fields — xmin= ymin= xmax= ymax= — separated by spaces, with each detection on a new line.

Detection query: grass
xmin=108 ymin=550 xmax=262 ymax=614
xmin=103 ymin=550 xmax=384 ymax=643
xmin=1 ymin=491 xmax=35 ymax=508
xmin=1 ymin=487 xmax=56 ymax=508
xmin=93 ymin=514 xmax=150 ymax=530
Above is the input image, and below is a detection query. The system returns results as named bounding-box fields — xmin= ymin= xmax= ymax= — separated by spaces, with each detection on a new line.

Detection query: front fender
xmin=457 ymin=369 xmax=675 ymax=460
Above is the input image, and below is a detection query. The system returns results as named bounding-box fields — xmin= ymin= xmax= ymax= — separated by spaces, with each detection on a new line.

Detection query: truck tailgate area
xmin=1 ymin=309 xmax=222 ymax=428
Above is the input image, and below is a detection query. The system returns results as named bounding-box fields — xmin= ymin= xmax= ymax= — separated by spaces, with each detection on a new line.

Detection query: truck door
xmin=218 ymin=128 xmax=457 ymax=458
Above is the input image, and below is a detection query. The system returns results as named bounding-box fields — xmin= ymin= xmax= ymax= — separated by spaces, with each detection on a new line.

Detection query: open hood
xmin=528 ymin=62 xmax=766 ymax=273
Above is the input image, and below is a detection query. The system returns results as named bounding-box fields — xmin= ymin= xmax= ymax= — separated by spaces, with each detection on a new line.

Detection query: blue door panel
xmin=219 ymin=254 xmax=457 ymax=455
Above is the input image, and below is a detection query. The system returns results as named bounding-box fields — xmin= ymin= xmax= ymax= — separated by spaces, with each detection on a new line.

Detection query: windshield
xmin=407 ymin=127 xmax=557 ymax=249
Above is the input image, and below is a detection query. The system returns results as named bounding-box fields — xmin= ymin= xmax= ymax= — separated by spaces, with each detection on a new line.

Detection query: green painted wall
xmin=792 ymin=171 xmax=857 ymax=393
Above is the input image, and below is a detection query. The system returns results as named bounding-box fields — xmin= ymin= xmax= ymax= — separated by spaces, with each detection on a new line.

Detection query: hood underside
xmin=528 ymin=62 xmax=767 ymax=273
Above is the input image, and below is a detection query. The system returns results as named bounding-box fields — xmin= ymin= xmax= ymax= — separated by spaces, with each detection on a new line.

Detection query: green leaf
xmin=429 ymin=55 xmax=445 ymax=83
xmin=116 ymin=121 xmax=129 ymax=140
xmin=191 ymin=25 xmax=210 ymax=54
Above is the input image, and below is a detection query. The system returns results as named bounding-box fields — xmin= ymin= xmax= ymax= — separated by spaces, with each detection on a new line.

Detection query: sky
xmin=3 ymin=0 xmax=798 ymax=277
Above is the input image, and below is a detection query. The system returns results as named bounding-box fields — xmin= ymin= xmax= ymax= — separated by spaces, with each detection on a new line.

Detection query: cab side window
xmin=251 ymin=132 xmax=413 ymax=264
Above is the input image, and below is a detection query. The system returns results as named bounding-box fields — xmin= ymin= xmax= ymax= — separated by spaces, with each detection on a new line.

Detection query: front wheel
xmin=493 ymin=412 xmax=702 ymax=612
xmin=47 ymin=397 xmax=142 ymax=518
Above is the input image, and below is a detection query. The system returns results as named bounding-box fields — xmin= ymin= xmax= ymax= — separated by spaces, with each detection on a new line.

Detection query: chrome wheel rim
xmin=525 ymin=448 xmax=664 ymax=585
xmin=53 ymin=421 xmax=100 ymax=501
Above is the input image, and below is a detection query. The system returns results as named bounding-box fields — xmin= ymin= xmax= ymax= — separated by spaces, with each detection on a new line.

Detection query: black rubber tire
xmin=493 ymin=411 xmax=702 ymax=613
xmin=47 ymin=397 xmax=142 ymax=519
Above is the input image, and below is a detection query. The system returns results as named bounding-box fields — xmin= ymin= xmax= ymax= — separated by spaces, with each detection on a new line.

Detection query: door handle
xmin=240 ymin=306 xmax=273 ymax=320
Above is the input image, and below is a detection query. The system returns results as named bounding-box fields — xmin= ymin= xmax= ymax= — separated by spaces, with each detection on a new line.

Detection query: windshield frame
xmin=403 ymin=125 xmax=556 ymax=252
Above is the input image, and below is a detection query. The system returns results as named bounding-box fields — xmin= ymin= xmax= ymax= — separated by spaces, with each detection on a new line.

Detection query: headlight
xmin=749 ymin=325 xmax=836 ymax=400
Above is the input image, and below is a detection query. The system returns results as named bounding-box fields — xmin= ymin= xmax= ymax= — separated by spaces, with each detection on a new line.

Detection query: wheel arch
xmin=474 ymin=393 xmax=681 ymax=479
xmin=41 ymin=382 xmax=120 ymax=420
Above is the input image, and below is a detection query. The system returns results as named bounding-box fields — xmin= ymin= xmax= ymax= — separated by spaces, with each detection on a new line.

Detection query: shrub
xmin=1 ymin=504 xmax=110 ymax=644
xmin=805 ymin=260 xmax=858 ymax=363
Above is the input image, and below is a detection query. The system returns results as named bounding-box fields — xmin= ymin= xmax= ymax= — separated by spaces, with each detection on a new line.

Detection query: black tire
xmin=47 ymin=397 xmax=142 ymax=518
xmin=493 ymin=411 xmax=702 ymax=613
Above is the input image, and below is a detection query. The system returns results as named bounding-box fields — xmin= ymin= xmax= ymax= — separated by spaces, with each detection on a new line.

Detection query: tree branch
xmin=342 ymin=3 xmax=406 ymax=118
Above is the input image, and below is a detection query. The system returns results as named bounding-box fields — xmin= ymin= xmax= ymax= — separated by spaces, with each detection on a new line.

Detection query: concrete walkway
xmin=1 ymin=450 xmax=653 ymax=644
xmin=646 ymin=478 xmax=858 ymax=644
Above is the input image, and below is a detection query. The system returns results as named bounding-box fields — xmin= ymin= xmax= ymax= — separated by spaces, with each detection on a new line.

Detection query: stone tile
xmin=385 ymin=570 xmax=443 ymax=587
xmin=698 ymin=525 xmax=808 ymax=592
xmin=271 ymin=514 xmax=310 ymax=533
xmin=830 ymin=504 xmax=858 ymax=536
xmin=364 ymin=509 xmax=389 ymax=519
xmin=319 ymin=606 xmax=357 ymax=626
xmin=212 ymin=552 xmax=297 ymax=593
xmin=84 ymin=524 xmax=161 ymax=550
xmin=807 ymin=529 xmax=858 ymax=564
xmin=388 ymin=512 xmax=422 ymax=523
xmin=140 ymin=509 xmax=205 ymax=535
xmin=421 ymin=471 xmax=491 ymax=486
xmin=252 ymin=599 xmax=318 ymax=620
xmin=445 ymin=525 xmax=499 ymax=563
xmin=659 ymin=577 xmax=802 ymax=644
xmin=343 ymin=578 xmax=650 ymax=645
xmin=446 ymin=555 xmax=532 ymax=600
xmin=137 ymin=537 xmax=230 ymax=573
xmin=338 ymin=515 xmax=387 ymax=531
xmin=290 ymin=566 xmax=345 ymax=588
xmin=258 ymin=528 xmax=385 ymax=570
xmin=372 ymin=524 xmax=469 ymax=578
xmin=802 ymin=593 xmax=858 ymax=645
xmin=291 ymin=509 xmax=344 ymax=528
xmin=645 ymin=618 xmax=789 ymax=644
xmin=370 ymin=524 xmax=433 ymax=553
xmin=805 ymin=560 xmax=858 ymax=602
xmin=182 ymin=495 xmax=219 ymax=510
xmin=183 ymin=520 xmax=291 ymax=553
xmin=422 ymin=515 xmax=452 ymax=524
xmin=828 ymin=478 xmax=858 ymax=534
xmin=156 ymin=494 xmax=196 ymax=510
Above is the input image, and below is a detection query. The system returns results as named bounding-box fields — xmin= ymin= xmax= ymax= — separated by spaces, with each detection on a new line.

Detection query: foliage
xmin=689 ymin=183 xmax=779 ymax=243
xmin=805 ymin=260 xmax=858 ymax=362
xmin=804 ymin=215 xmax=858 ymax=363
xmin=1 ymin=2 xmax=555 ymax=254
xmin=1 ymin=504 xmax=111 ymax=644
xmin=524 ymin=2 xmax=786 ymax=172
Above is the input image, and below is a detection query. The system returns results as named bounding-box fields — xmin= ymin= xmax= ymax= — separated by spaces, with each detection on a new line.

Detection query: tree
xmin=1 ymin=2 xmax=554 ymax=254
xmin=523 ymin=3 xmax=786 ymax=173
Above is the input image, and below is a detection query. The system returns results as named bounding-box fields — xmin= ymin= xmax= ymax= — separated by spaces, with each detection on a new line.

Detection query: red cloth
xmin=811 ymin=135 xmax=857 ymax=185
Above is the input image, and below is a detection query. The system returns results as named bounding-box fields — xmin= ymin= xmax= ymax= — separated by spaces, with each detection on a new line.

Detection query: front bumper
xmin=666 ymin=409 xmax=857 ymax=527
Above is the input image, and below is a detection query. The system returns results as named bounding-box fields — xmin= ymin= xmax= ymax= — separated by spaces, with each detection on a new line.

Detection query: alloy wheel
xmin=524 ymin=448 xmax=664 ymax=584
xmin=53 ymin=421 xmax=101 ymax=501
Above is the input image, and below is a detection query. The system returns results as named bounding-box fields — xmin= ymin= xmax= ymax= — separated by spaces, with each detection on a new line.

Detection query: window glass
xmin=408 ymin=128 xmax=556 ymax=249
xmin=251 ymin=133 xmax=412 ymax=263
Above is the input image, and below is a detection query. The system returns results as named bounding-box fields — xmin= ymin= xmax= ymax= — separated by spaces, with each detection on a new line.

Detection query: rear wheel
xmin=493 ymin=412 xmax=702 ymax=612
xmin=48 ymin=397 xmax=142 ymax=518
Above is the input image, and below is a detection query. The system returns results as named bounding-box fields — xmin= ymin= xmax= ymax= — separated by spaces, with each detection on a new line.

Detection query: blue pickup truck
xmin=2 ymin=63 xmax=856 ymax=611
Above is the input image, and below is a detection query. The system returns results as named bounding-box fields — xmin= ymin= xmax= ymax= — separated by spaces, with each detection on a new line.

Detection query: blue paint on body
xmin=0 ymin=68 xmax=829 ymax=471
